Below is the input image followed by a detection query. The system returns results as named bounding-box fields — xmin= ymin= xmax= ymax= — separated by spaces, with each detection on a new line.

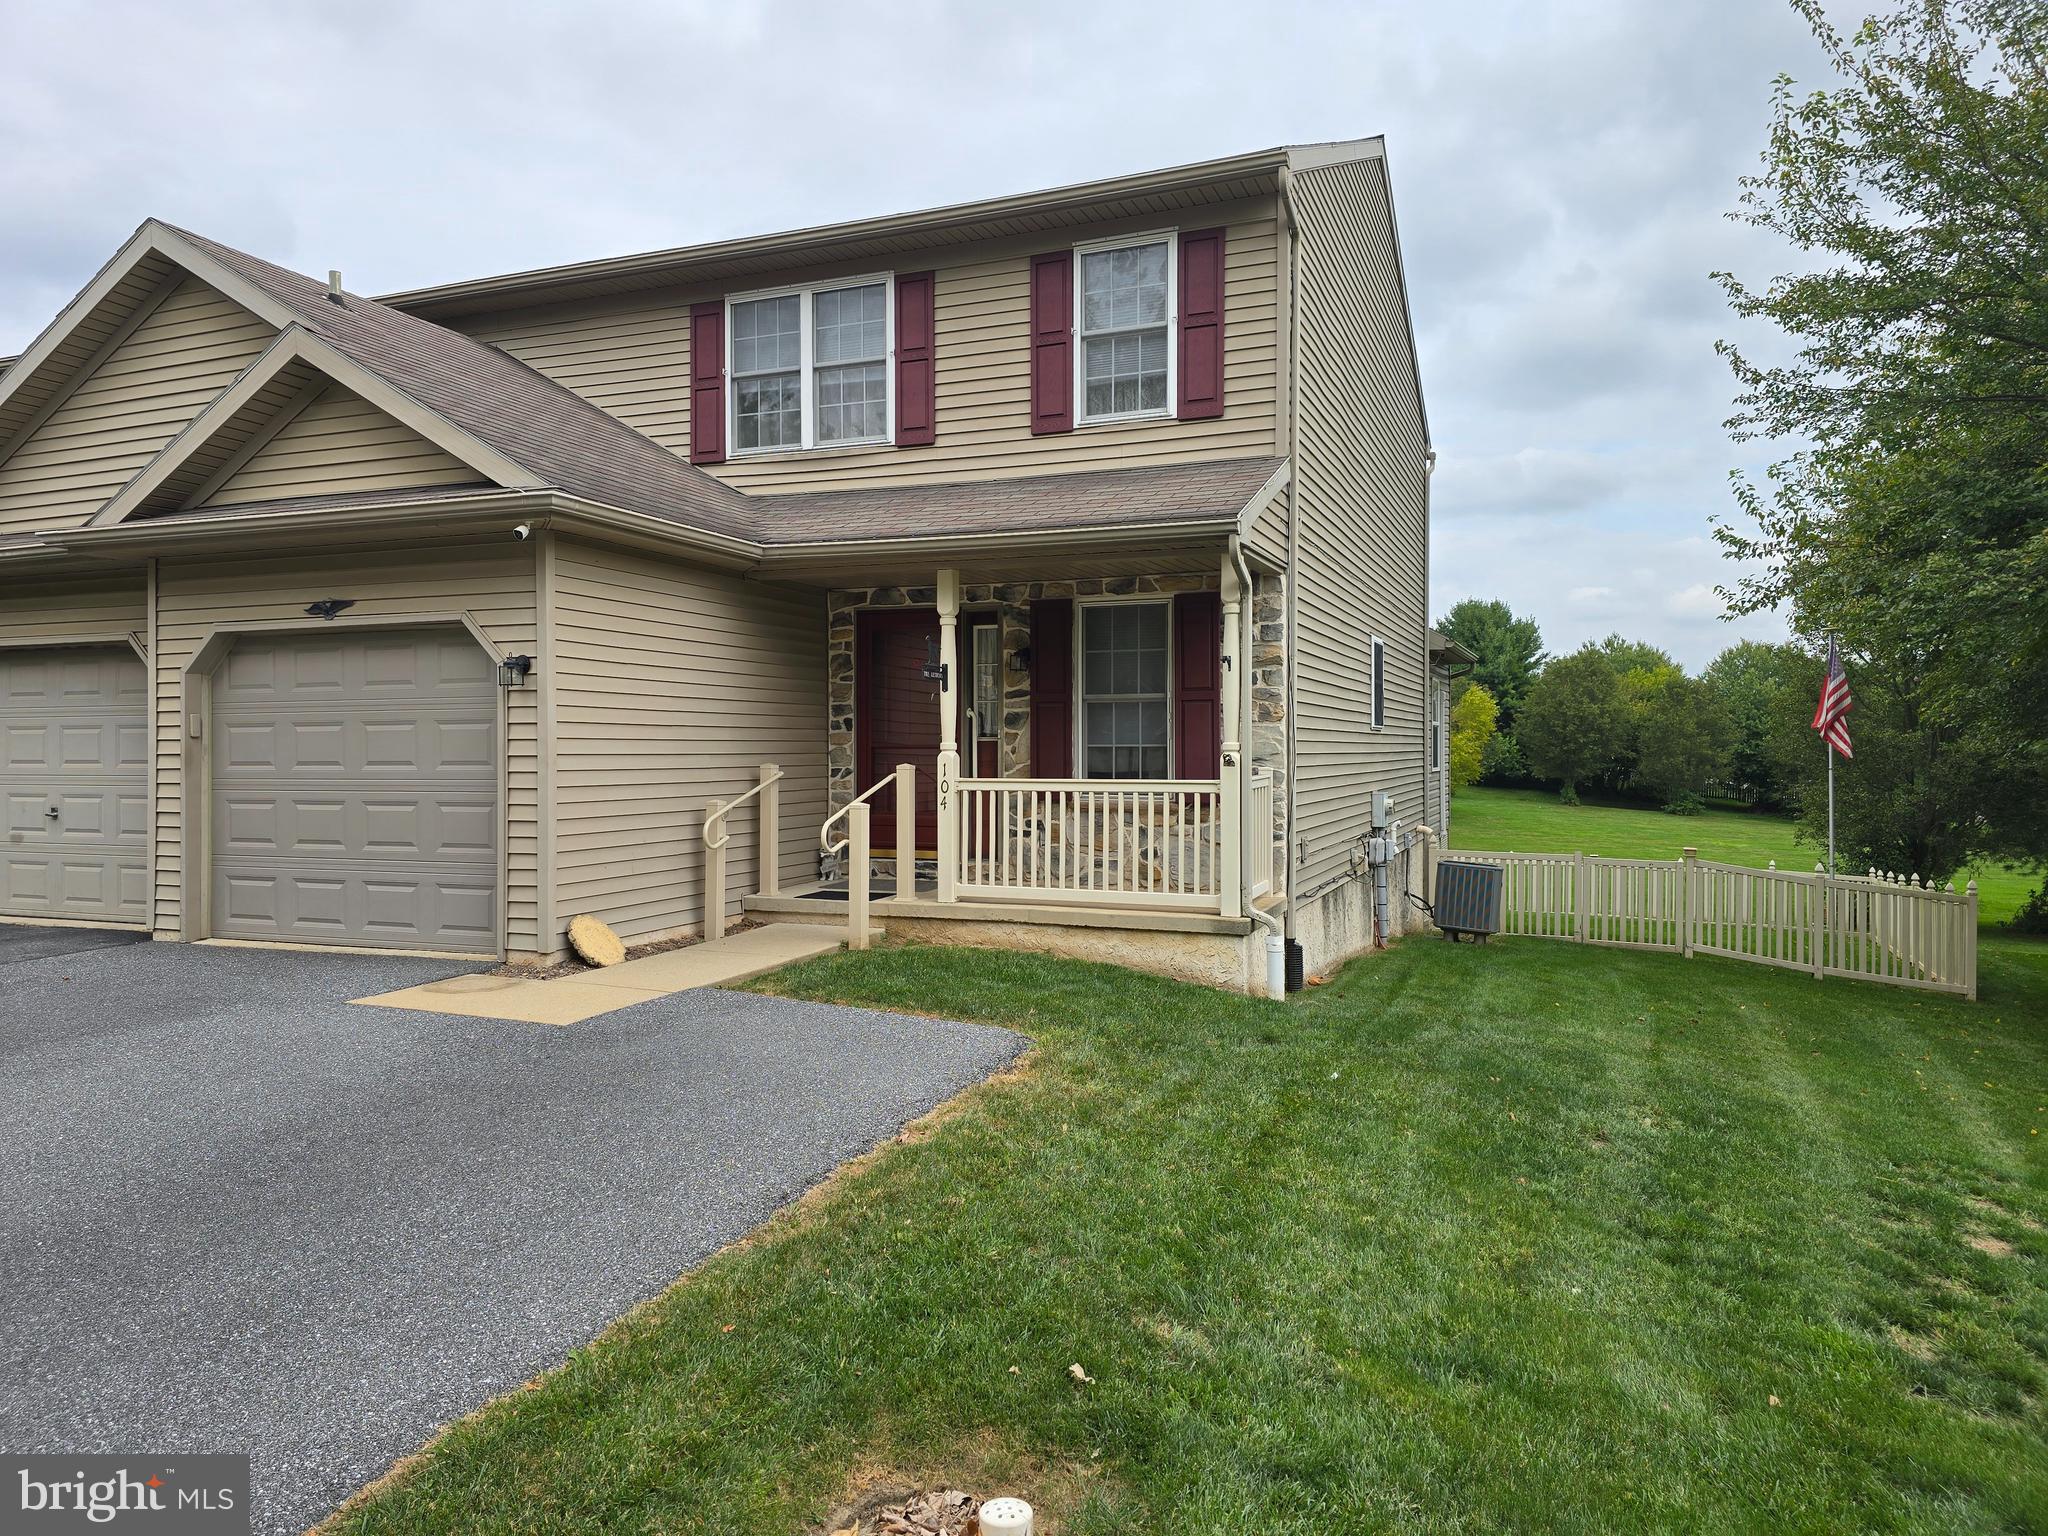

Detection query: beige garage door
xmin=0 ymin=645 xmax=149 ymax=923
xmin=210 ymin=629 xmax=499 ymax=953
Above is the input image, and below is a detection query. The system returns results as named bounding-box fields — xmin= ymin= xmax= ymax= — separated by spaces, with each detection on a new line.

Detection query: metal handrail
xmin=821 ymin=771 xmax=897 ymax=857
xmin=704 ymin=765 xmax=785 ymax=850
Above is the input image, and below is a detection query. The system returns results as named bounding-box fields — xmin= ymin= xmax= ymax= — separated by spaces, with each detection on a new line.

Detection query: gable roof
xmin=12 ymin=213 xmax=1309 ymax=562
xmin=162 ymin=227 xmax=759 ymax=538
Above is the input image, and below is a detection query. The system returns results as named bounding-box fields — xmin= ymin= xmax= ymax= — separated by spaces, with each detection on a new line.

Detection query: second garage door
xmin=210 ymin=629 xmax=499 ymax=953
xmin=0 ymin=645 xmax=148 ymax=924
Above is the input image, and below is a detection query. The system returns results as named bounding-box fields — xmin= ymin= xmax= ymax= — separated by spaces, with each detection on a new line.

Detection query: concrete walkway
xmin=354 ymin=923 xmax=849 ymax=1024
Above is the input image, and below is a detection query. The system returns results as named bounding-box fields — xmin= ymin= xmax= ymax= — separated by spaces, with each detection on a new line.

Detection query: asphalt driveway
xmin=0 ymin=938 xmax=1021 ymax=1534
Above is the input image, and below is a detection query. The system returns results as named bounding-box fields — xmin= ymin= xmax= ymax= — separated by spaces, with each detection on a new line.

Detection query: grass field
xmin=1450 ymin=784 xmax=2038 ymax=930
xmin=332 ymin=921 xmax=2047 ymax=1530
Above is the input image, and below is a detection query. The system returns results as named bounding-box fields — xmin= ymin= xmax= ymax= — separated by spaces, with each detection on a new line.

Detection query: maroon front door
xmin=857 ymin=610 xmax=942 ymax=849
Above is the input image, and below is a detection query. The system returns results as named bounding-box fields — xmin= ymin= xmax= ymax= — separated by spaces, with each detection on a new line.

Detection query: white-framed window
xmin=1075 ymin=232 xmax=1176 ymax=425
xmin=728 ymin=276 xmax=893 ymax=453
xmin=1370 ymin=637 xmax=1387 ymax=731
xmin=1430 ymin=680 xmax=1444 ymax=769
xmin=1078 ymin=598 xmax=1172 ymax=779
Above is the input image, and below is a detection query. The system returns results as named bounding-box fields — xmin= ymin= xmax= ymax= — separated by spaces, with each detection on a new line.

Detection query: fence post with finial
xmin=1965 ymin=880 xmax=1978 ymax=1001
xmin=1681 ymin=847 xmax=1697 ymax=957
xmin=1812 ymin=862 xmax=1827 ymax=978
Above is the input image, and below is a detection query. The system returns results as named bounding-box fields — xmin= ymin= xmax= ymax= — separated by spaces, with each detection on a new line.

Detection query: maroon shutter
xmin=1173 ymin=591 xmax=1222 ymax=779
xmin=1028 ymin=251 xmax=1073 ymax=434
xmin=689 ymin=300 xmax=725 ymax=464
xmin=1177 ymin=228 xmax=1226 ymax=420
xmin=1029 ymin=598 xmax=1074 ymax=776
xmin=895 ymin=271 xmax=936 ymax=446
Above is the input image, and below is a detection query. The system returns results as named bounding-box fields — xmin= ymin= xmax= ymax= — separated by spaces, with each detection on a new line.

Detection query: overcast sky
xmin=2 ymin=0 xmax=1834 ymax=668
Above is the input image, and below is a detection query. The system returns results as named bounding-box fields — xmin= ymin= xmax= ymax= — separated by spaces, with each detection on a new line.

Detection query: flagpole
xmin=1827 ymin=745 xmax=1835 ymax=878
xmin=1825 ymin=630 xmax=1836 ymax=878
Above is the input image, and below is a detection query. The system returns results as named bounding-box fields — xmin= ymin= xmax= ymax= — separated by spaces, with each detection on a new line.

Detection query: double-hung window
xmin=1076 ymin=235 xmax=1175 ymax=423
xmin=1080 ymin=601 xmax=1170 ymax=779
xmin=729 ymin=278 xmax=892 ymax=452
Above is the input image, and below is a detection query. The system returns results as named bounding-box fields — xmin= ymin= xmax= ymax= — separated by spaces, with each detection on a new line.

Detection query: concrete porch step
xmin=745 ymin=887 xmax=1257 ymax=936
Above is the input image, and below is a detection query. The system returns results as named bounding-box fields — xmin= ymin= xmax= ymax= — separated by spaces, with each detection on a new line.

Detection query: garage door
xmin=0 ymin=646 xmax=149 ymax=923
xmin=211 ymin=630 xmax=498 ymax=953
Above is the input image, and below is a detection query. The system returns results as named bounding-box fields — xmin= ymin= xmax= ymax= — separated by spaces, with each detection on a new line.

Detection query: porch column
xmin=1220 ymin=553 xmax=1245 ymax=919
xmin=936 ymin=568 xmax=961 ymax=903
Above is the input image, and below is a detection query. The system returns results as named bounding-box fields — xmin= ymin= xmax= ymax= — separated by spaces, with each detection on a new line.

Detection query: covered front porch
xmin=715 ymin=535 xmax=1290 ymax=991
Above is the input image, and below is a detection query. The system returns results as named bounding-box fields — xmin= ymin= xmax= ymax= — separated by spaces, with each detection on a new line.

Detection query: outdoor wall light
xmin=497 ymin=654 xmax=534 ymax=688
xmin=1008 ymin=646 xmax=1032 ymax=674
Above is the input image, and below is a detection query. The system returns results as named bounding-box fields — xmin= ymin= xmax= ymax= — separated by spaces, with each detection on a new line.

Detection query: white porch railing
xmin=956 ymin=777 xmax=1226 ymax=908
xmin=1249 ymin=769 xmax=1277 ymax=898
xmin=1454 ymin=848 xmax=1978 ymax=999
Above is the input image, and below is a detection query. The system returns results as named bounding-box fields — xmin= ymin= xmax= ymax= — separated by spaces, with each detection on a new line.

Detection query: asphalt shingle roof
xmin=165 ymin=227 xmax=1281 ymax=552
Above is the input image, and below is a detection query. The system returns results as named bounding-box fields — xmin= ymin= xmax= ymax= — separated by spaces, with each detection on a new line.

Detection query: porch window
xmin=1080 ymin=601 xmax=1170 ymax=779
xmin=972 ymin=625 xmax=1002 ymax=740
xmin=1077 ymin=236 xmax=1174 ymax=423
xmin=729 ymin=278 xmax=892 ymax=453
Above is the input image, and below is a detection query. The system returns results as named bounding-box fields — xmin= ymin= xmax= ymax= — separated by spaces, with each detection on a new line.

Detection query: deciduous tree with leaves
xmin=1448 ymin=683 xmax=1499 ymax=790
xmin=1438 ymin=600 xmax=1546 ymax=727
xmin=1714 ymin=0 xmax=2048 ymax=885
xmin=1519 ymin=646 xmax=1629 ymax=803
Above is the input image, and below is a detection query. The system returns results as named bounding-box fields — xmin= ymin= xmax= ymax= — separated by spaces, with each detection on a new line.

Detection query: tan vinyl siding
xmin=547 ymin=537 xmax=826 ymax=948
xmin=459 ymin=212 xmax=1283 ymax=494
xmin=0 ymin=575 xmax=147 ymax=645
xmin=1287 ymin=155 xmax=1431 ymax=896
xmin=0 ymin=277 xmax=275 ymax=535
xmin=150 ymin=542 xmax=539 ymax=951
xmin=202 ymin=385 xmax=483 ymax=507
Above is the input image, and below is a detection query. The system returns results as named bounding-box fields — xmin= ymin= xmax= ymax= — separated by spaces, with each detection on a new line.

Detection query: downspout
xmin=1232 ymin=535 xmax=1284 ymax=1001
xmin=1278 ymin=161 xmax=1303 ymax=972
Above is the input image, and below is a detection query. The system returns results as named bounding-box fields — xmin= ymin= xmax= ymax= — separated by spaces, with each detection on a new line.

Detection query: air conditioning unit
xmin=1433 ymin=859 xmax=1504 ymax=941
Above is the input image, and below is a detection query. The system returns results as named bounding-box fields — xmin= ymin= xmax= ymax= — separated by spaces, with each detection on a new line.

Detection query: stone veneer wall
xmin=825 ymin=573 xmax=1288 ymax=877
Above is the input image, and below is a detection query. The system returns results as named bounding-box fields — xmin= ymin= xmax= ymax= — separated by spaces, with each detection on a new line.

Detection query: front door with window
xmin=855 ymin=613 xmax=1003 ymax=852
xmin=856 ymin=610 xmax=942 ymax=849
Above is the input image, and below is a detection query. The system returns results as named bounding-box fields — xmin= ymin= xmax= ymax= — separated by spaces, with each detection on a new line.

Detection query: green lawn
xmin=331 ymin=934 xmax=2048 ymax=1534
xmin=1450 ymin=784 xmax=2038 ymax=930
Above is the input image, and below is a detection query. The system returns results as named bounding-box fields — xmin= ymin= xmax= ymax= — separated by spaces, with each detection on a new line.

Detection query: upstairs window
xmin=1371 ymin=637 xmax=1388 ymax=731
xmin=1080 ymin=601 xmax=1171 ymax=778
xmin=729 ymin=278 xmax=892 ymax=453
xmin=1077 ymin=236 xmax=1174 ymax=423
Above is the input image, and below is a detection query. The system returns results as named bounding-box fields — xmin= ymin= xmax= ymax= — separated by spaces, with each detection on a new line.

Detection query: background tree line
xmin=1437 ymin=599 xmax=1816 ymax=817
xmin=1443 ymin=0 xmax=2044 ymax=925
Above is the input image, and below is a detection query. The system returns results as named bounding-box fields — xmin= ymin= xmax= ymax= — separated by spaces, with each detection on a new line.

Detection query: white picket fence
xmin=1453 ymin=848 xmax=1979 ymax=999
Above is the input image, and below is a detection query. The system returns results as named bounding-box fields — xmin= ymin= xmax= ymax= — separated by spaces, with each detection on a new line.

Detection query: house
xmin=0 ymin=139 xmax=1433 ymax=994
xmin=1427 ymin=628 xmax=1477 ymax=843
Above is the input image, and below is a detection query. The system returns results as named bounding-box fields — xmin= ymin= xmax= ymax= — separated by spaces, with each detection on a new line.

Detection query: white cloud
xmin=1 ymin=0 xmax=1826 ymax=670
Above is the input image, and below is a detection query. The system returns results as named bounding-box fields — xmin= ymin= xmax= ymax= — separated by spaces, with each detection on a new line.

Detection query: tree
xmin=1715 ymin=0 xmax=2048 ymax=881
xmin=1632 ymin=671 xmax=1734 ymax=810
xmin=1438 ymin=600 xmax=1546 ymax=726
xmin=1595 ymin=635 xmax=1676 ymax=679
xmin=1481 ymin=730 xmax=1529 ymax=785
xmin=1705 ymin=640 xmax=1810 ymax=805
xmin=1448 ymin=683 xmax=1498 ymax=790
xmin=1519 ymin=646 xmax=1629 ymax=802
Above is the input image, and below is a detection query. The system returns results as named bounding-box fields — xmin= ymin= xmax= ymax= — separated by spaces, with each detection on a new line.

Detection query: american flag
xmin=1812 ymin=637 xmax=1853 ymax=758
